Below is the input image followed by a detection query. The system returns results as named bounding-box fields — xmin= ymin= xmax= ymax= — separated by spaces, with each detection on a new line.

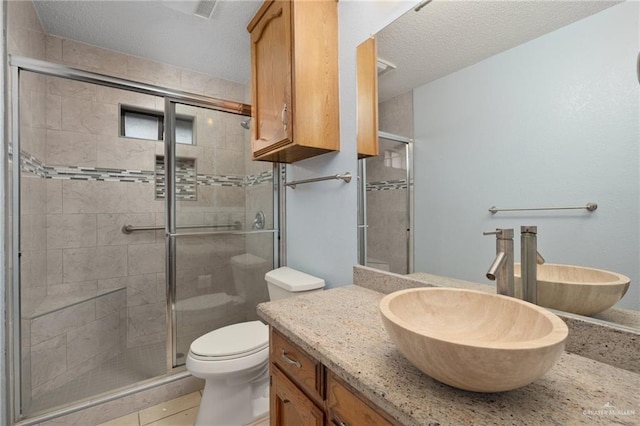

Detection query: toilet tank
xmin=265 ymin=267 xmax=325 ymax=301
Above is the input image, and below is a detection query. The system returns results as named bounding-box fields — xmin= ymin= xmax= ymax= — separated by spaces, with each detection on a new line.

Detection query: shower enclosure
xmin=10 ymin=58 xmax=279 ymax=421
xmin=358 ymin=132 xmax=413 ymax=274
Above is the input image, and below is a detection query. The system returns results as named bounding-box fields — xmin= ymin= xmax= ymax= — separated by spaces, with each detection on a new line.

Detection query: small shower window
xmin=384 ymin=148 xmax=405 ymax=170
xmin=120 ymin=105 xmax=195 ymax=145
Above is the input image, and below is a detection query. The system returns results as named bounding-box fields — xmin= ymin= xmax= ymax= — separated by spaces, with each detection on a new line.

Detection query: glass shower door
xmin=166 ymin=101 xmax=276 ymax=366
xmin=17 ymin=70 xmax=168 ymax=417
xmin=11 ymin=60 xmax=276 ymax=423
xmin=360 ymin=135 xmax=412 ymax=274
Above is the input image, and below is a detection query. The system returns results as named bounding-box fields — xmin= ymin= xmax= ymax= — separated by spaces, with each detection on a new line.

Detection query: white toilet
xmin=186 ymin=267 xmax=325 ymax=426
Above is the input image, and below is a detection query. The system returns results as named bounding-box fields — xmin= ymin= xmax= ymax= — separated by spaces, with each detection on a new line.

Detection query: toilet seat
xmin=185 ymin=267 xmax=324 ymax=426
xmin=190 ymin=321 xmax=268 ymax=361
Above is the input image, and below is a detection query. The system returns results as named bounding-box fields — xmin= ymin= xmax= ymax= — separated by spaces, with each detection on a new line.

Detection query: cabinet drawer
xmin=270 ymin=329 xmax=323 ymax=404
xmin=327 ymin=371 xmax=395 ymax=426
xmin=271 ymin=365 xmax=324 ymax=426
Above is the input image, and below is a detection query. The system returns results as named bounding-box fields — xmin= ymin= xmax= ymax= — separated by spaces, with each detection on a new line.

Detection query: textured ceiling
xmin=33 ymin=0 xmax=262 ymax=84
xmin=32 ymin=1 xmax=622 ymax=93
xmin=377 ymin=1 xmax=622 ymax=102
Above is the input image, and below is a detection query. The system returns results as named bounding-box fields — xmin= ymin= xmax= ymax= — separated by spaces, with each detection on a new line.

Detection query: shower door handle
xmin=167 ymin=229 xmax=278 ymax=238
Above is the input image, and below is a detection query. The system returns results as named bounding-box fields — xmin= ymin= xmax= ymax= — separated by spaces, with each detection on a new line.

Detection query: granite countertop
xmin=258 ymin=285 xmax=639 ymax=426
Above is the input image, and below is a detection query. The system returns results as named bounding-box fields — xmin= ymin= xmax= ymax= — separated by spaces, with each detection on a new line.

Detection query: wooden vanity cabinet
xmin=271 ymin=366 xmax=324 ymax=426
xmin=356 ymin=36 xmax=379 ymax=158
xmin=247 ymin=0 xmax=340 ymax=163
xmin=269 ymin=328 xmax=397 ymax=426
xmin=326 ymin=371 xmax=393 ymax=426
xmin=271 ymin=327 xmax=324 ymax=405
xmin=270 ymin=328 xmax=325 ymax=426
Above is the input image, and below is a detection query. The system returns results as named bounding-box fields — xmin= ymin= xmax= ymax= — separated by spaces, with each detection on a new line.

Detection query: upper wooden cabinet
xmin=247 ymin=0 xmax=340 ymax=163
xmin=356 ymin=36 xmax=379 ymax=158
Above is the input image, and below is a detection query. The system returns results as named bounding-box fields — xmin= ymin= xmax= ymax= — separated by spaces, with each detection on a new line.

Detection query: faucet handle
xmin=483 ymin=228 xmax=514 ymax=239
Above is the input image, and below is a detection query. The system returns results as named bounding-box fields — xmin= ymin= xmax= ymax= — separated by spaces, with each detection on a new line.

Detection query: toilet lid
xmin=190 ymin=321 xmax=268 ymax=358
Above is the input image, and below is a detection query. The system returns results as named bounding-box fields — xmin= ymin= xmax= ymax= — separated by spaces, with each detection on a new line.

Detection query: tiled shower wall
xmin=9 ymin=0 xmax=273 ymax=415
xmin=366 ymin=92 xmax=413 ymax=274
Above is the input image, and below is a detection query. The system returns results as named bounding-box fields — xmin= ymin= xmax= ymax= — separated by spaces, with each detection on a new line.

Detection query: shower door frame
xmin=164 ymin=98 xmax=281 ymax=368
xmin=7 ymin=55 xmax=283 ymax=425
xmin=358 ymin=131 xmax=414 ymax=274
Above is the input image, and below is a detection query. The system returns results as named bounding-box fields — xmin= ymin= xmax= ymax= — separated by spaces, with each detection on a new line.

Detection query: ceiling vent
xmin=377 ymin=58 xmax=397 ymax=76
xmin=193 ymin=0 xmax=217 ymax=19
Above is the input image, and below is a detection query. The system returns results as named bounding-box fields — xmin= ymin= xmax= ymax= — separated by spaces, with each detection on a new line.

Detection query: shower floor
xmin=26 ymin=342 xmax=166 ymax=416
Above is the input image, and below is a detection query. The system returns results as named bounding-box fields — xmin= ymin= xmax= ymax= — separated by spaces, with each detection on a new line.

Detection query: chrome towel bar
xmin=489 ymin=202 xmax=598 ymax=214
xmin=284 ymin=172 xmax=351 ymax=189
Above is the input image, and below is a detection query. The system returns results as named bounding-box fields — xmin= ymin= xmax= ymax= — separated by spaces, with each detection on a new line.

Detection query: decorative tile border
xmin=46 ymin=165 xmax=155 ymax=183
xmin=19 ymin=150 xmax=274 ymax=195
xmin=20 ymin=150 xmax=155 ymax=182
xmin=197 ymin=171 xmax=273 ymax=187
xmin=366 ymin=179 xmax=409 ymax=191
xmin=198 ymin=174 xmax=245 ymax=187
xmin=244 ymin=170 xmax=274 ymax=187
xmin=20 ymin=150 xmax=47 ymax=178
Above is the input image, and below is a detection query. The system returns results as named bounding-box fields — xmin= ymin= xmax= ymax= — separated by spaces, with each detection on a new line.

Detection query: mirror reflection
xmin=360 ymin=1 xmax=639 ymax=326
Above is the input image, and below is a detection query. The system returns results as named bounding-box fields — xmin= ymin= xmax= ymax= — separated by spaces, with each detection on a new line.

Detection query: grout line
xmin=141 ymin=406 xmax=195 ymax=426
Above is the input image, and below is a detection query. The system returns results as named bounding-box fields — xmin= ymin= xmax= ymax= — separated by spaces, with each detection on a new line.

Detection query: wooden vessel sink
xmin=514 ymin=263 xmax=630 ymax=316
xmin=379 ymin=288 xmax=568 ymax=393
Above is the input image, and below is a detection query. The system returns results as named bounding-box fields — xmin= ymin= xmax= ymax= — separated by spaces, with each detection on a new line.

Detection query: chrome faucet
xmin=483 ymin=228 xmax=514 ymax=297
xmin=520 ymin=226 xmax=545 ymax=304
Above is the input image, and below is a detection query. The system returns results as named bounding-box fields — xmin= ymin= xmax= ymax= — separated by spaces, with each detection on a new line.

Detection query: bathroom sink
xmin=379 ymin=288 xmax=568 ymax=393
xmin=514 ymin=263 xmax=630 ymax=316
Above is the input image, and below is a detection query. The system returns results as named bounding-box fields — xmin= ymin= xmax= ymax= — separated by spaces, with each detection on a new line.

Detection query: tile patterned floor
xmin=97 ymin=391 xmax=269 ymax=426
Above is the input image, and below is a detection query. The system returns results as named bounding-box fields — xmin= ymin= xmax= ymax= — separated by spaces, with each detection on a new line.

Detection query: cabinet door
xmin=327 ymin=371 xmax=394 ymax=426
xmin=250 ymin=0 xmax=293 ymax=159
xmin=357 ymin=36 xmax=379 ymax=158
xmin=271 ymin=365 xmax=324 ymax=426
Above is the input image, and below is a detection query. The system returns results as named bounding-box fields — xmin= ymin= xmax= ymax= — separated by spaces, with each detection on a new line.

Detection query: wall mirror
xmin=358 ymin=0 xmax=639 ymax=330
